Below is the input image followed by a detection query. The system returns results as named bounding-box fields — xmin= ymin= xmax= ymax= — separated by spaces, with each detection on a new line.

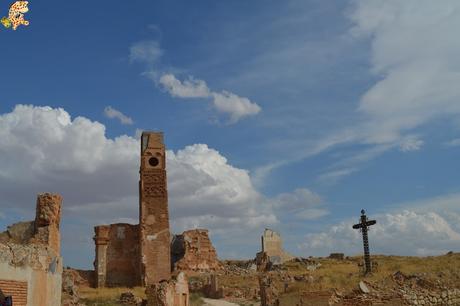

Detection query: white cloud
xmin=445 ymin=138 xmax=460 ymax=147
xmin=159 ymin=74 xmax=210 ymax=98
xmin=211 ymin=91 xmax=261 ymax=123
xmin=130 ymin=40 xmax=261 ymax=123
xmin=103 ymin=106 xmax=134 ymax=125
xmin=158 ymin=73 xmax=261 ymax=123
xmin=317 ymin=168 xmax=357 ymax=184
xmin=0 ymin=105 xmax=279 ymax=264
xmin=271 ymin=188 xmax=328 ymax=220
xmin=129 ymin=40 xmax=163 ymax=64
xmin=255 ymin=1 xmax=460 ymax=184
xmin=301 ymin=210 xmax=460 ymax=256
xmin=166 ymin=143 xmax=277 ymax=232
xmin=350 ymin=1 xmax=460 ymax=144
xmin=399 ymin=136 xmax=424 ymax=152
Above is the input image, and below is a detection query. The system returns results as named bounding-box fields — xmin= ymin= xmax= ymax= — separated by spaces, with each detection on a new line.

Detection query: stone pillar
xmin=259 ymin=275 xmax=279 ymax=306
xmin=139 ymin=132 xmax=171 ymax=285
xmin=94 ymin=225 xmax=110 ymax=288
xmin=210 ymin=274 xmax=218 ymax=294
xmin=34 ymin=193 xmax=62 ymax=255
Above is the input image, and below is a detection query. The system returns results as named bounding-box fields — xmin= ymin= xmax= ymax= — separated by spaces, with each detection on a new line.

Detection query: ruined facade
xmin=257 ymin=229 xmax=294 ymax=265
xmin=94 ymin=224 xmax=140 ymax=287
xmin=0 ymin=193 xmax=63 ymax=306
xmin=93 ymin=132 xmax=172 ymax=287
xmin=171 ymin=229 xmax=221 ymax=272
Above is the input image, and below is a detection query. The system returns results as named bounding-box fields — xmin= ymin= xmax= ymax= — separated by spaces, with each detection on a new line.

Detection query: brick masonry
xmin=93 ymin=131 xmax=172 ymax=287
xmin=0 ymin=280 xmax=27 ymax=306
xmin=171 ymin=229 xmax=221 ymax=272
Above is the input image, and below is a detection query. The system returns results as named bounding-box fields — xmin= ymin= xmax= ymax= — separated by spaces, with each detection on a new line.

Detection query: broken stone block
xmin=145 ymin=272 xmax=189 ymax=306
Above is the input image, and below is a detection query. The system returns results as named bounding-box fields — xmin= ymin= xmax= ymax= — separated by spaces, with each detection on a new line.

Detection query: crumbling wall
xmin=146 ymin=272 xmax=189 ymax=306
xmin=171 ymin=229 xmax=221 ymax=272
xmin=260 ymin=229 xmax=294 ymax=264
xmin=32 ymin=193 xmax=62 ymax=254
xmin=94 ymin=223 xmax=141 ymax=287
xmin=0 ymin=193 xmax=63 ymax=306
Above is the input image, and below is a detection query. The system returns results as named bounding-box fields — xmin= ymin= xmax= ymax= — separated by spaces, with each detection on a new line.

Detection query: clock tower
xmin=139 ymin=131 xmax=171 ymax=285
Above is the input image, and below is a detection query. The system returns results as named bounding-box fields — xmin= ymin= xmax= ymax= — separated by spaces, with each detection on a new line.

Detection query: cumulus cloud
xmin=0 ymin=105 xmax=282 ymax=264
xmin=166 ymin=143 xmax=277 ymax=232
xmin=103 ymin=106 xmax=134 ymax=125
xmin=301 ymin=210 xmax=460 ymax=256
xmin=159 ymin=74 xmax=210 ymax=98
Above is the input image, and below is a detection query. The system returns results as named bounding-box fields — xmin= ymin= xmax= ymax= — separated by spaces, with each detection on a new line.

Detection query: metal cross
xmin=352 ymin=209 xmax=376 ymax=275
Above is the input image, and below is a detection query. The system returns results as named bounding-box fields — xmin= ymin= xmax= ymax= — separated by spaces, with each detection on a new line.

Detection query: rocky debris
xmin=359 ymin=281 xmax=370 ymax=294
xmin=172 ymin=229 xmax=221 ymax=272
xmin=119 ymin=292 xmax=143 ymax=305
xmin=221 ymin=260 xmax=254 ymax=276
xmin=331 ymin=271 xmax=460 ymax=306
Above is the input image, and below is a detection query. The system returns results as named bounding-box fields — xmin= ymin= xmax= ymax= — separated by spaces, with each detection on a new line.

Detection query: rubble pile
xmin=221 ymin=260 xmax=255 ymax=276
xmin=119 ymin=292 xmax=142 ymax=306
xmin=331 ymin=271 xmax=460 ymax=306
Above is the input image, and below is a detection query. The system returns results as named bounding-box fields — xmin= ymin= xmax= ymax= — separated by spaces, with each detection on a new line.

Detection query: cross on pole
xmin=352 ymin=209 xmax=376 ymax=275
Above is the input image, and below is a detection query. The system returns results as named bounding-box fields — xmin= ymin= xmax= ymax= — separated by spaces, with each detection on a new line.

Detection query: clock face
xmin=148 ymin=157 xmax=159 ymax=167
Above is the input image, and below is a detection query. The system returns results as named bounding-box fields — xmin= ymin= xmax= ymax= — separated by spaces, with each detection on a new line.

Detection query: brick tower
xmin=139 ymin=131 xmax=171 ymax=285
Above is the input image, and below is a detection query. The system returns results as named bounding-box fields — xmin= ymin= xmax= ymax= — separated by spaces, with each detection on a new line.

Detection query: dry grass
xmin=79 ymin=286 xmax=145 ymax=306
xmin=76 ymin=253 xmax=460 ymax=305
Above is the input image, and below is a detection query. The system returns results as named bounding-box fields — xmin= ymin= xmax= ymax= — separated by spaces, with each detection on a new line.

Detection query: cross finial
xmin=361 ymin=209 xmax=365 ymax=215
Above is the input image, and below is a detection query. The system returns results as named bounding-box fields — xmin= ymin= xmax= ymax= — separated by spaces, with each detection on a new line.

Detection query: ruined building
xmin=171 ymin=229 xmax=221 ymax=272
xmin=0 ymin=193 xmax=63 ymax=306
xmin=94 ymin=132 xmax=220 ymax=289
xmin=256 ymin=229 xmax=294 ymax=266
xmin=94 ymin=131 xmax=171 ymax=287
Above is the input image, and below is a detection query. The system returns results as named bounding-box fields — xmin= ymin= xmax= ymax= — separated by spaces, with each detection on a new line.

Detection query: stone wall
xmin=260 ymin=229 xmax=294 ymax=265
xmin=94 ymin=223 xmax=141 ymax=287
xmin=0 ymin=193 xmax=63 ymax=306
xmin=171 ymin=229 xmax=221 ymax=272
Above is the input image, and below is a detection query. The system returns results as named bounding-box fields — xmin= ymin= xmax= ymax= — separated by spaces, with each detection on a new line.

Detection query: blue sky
xmin=1 ymin=0 xmax=460 ymax=269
